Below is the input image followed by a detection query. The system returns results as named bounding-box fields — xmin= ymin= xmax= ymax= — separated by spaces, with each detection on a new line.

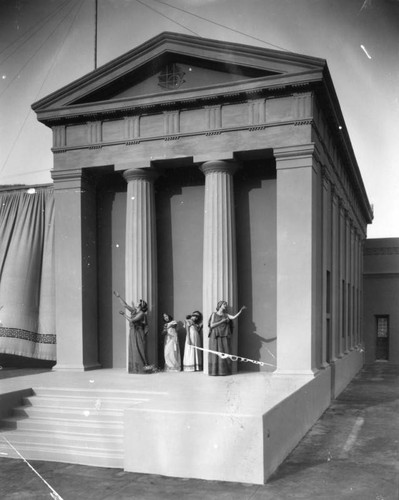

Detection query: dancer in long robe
xmin=162 ymin=313 xmax=181 ymax=372
xmin=115 ymin=292 xmax=149 ymax=374
xmin=208 ymin=301 xmax=246 ymax=376
xmin=183 ymin=311 xmax=203 ymax=372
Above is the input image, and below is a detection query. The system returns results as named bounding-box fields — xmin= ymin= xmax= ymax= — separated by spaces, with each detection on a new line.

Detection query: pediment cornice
xmin=35 ymin=69 xmax=324 ymax=125
xmin=32 ymin=32 xmax=326 ymax=125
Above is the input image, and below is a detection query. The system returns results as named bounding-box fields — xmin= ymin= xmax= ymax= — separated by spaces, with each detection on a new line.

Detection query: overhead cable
xmin=0 ymin=0 xmax=73 ymax=65
xmin=134 ymin=0 xmax=200 ymax=36
xmin=0 ymin=0 xmax=85 ymax=179
xmin=149 ymin=0 xmax=291 ymax=52
xmin=0 ymin=0 xmax=81 ymax=99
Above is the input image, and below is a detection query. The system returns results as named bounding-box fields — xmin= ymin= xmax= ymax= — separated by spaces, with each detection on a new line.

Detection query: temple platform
xmin=0 ymin=350 xmax=363 ymax=484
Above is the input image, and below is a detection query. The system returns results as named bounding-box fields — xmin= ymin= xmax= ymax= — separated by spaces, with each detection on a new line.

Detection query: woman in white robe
xmin=162 ymin=313 xmax=181 ymax=372
xmin=183 ymin=311 xmax=203 ymax=372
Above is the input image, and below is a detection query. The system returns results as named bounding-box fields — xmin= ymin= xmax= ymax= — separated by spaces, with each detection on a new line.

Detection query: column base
xmin=52 ymin=362 xmax=102 ymax=372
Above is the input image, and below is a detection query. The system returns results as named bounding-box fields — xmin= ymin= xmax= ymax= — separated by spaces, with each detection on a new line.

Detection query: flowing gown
xmin=128 ymin=311 xmax=148 ymax=374
xmin=183 ymin=320 xmax=202 ymax=372
xmin=163 ymin=320 xmax=181 ymax=372
xmin=208 ymin=312 xmax=232 ymax=376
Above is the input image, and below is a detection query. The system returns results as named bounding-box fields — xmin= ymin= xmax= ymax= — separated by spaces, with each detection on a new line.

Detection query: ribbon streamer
xmin=191 ymin=345 xmax=275 ymax=367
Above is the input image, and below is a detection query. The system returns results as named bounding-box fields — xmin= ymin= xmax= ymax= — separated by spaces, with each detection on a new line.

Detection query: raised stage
xmin=0 ymin=350 xmax=363 ymax=484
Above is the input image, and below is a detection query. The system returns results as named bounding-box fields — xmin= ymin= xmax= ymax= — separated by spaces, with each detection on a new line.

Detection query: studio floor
xmin=0 ymin=362 xmax=398 ymax=499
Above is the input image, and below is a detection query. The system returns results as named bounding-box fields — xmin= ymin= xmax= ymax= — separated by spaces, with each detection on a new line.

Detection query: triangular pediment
xmin=33 ymin=32 xmax=327 ymax=124
xmin=72 ymin=55 xmax=280 ymax=105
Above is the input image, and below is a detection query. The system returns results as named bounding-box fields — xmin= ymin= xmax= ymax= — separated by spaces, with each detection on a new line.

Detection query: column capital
xmin=123 ymin=168 xmax=158 ymax=183
xmin=274 ymin=143 xmax=321 ymax=169
xmin=199 ymin=160 xmax=239 ymax=176
xmin=51 ymin=168 xmax=94 ymax=191
xmin=51 ymin=167 xmax=83 ymax=182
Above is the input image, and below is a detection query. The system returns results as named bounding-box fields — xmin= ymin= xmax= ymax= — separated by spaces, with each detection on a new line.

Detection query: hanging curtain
xmin=0 ymin=186 xmax=56 ymax=360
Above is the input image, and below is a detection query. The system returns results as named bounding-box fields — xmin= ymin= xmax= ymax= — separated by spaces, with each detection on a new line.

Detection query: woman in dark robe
xmin=208 ymin=301 xmax=246 ymax=376
xmin=115 ymin=292 xmax=149 ymax=374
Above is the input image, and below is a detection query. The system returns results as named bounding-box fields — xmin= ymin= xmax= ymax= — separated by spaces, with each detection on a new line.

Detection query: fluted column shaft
xmin=123 ymin=168 xmax=158 ymax=368
xmin=200 ymin=161 xmax=238 ymax=374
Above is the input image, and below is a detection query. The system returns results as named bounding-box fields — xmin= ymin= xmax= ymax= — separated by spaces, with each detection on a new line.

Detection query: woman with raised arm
xmin=208 ymin=301 xmax=246 ymax=376
xmin=117 ymin=293 xmax=149 ymax=374
xmin=161 ymin=313 xmax=181 ymax=372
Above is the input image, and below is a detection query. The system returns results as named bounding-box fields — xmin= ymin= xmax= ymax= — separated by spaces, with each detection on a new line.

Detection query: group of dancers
xmin=114 ymin=291 xmax=246 ymax=376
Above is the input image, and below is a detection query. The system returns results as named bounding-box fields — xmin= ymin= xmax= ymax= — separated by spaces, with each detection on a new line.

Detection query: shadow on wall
xmin=238 ymin=320 xmax=277 ymax=373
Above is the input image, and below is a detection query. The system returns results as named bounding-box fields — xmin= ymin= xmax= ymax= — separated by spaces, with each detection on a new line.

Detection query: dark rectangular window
xmin=376 ymin=315 xmax=389 ymax=361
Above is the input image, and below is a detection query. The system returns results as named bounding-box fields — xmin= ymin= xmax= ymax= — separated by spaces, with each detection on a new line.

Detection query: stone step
xmin=0 ymin=415 xmax=123 ymax=435
xmin=32 ymin=387 xmax=158 ymax=399
xmin=22 ymin=395 xmax=146 ymax=410
xmin=0 ymin=387 xmax=141 ymax=469
xmin=0 ymin=441 xmax=123 ymax=468
xmin=0 ymin=429 xmax=123 ymax=451
xmin=12 ymin=405 xmax=124 ymax=421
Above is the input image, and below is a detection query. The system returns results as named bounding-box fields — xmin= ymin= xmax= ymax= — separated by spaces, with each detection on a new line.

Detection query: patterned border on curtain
xmin=0 ymin=186 xmax=56 ymax=360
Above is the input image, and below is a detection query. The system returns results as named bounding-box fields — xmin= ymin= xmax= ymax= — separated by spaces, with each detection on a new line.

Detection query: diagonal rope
xmin=0 ymin=0 xmax=81 ymax=100
xmin=134 ymin=0 xmax=200 ymax=36
xmin=0 ymin=0 xmax=72 ymax=64
xmin=148 ymin=0 xmax=291 ymax=52
xmin=35 ymin=0 xmax=86 ymax=101
xmin=2 ymin=436 xmax=64 ymax=500
xmin=0 ymin=0 xmax=85 ymax=180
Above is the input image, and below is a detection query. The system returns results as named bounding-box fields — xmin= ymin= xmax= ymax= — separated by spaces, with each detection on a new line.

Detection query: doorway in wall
xmin=376 ymin=315 xmax=389 ymax=361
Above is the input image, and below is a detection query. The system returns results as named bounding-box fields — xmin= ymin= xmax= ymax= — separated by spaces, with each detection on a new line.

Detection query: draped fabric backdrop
xmin=0 ymin=186 xmax=56 ymax=360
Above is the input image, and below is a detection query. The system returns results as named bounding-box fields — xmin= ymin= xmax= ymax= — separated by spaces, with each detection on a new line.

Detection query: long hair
xmin=163 ymin=313 xmax=173 ymax=322
xmin=191 ymin=310 xmax=202 ymax=323
xmin=139 ymin=299 xmax=148 ymax=312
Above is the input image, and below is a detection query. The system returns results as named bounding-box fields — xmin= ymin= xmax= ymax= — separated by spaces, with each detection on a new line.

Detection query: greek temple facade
xmin=25 ymin=32 xmax=374 ymax=483
xmin=32 ymin=32 xmax=372 ymax=377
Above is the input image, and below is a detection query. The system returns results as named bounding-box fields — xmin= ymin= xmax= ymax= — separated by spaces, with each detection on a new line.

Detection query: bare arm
xmin=119 ymin=310 xmax=130 ymax=322
xmin=130 ymin=310 xmax=145 ymax=323
xmin=227 ymin=306 xmax=247 ymax=321
xmin=114 ymin=291 xmax=136 ymax=313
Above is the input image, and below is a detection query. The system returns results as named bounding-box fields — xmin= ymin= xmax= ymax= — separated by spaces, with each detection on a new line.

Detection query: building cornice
xmin=33 ymin=71 xmax=322 ymax=127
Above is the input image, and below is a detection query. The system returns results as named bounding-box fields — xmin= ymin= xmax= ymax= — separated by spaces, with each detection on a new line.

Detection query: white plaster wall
xmin=123 ymin=351 xmax=364 ymax=484
xmin=124 ymin=409 xmax=265 ymax=484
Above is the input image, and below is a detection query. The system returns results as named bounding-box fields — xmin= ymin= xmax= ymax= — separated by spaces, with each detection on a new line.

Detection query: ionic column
xmin=123 ymin=168 xmax=158 ymax=368
xmin=200 ymin=161 xmax=239 ymax=375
